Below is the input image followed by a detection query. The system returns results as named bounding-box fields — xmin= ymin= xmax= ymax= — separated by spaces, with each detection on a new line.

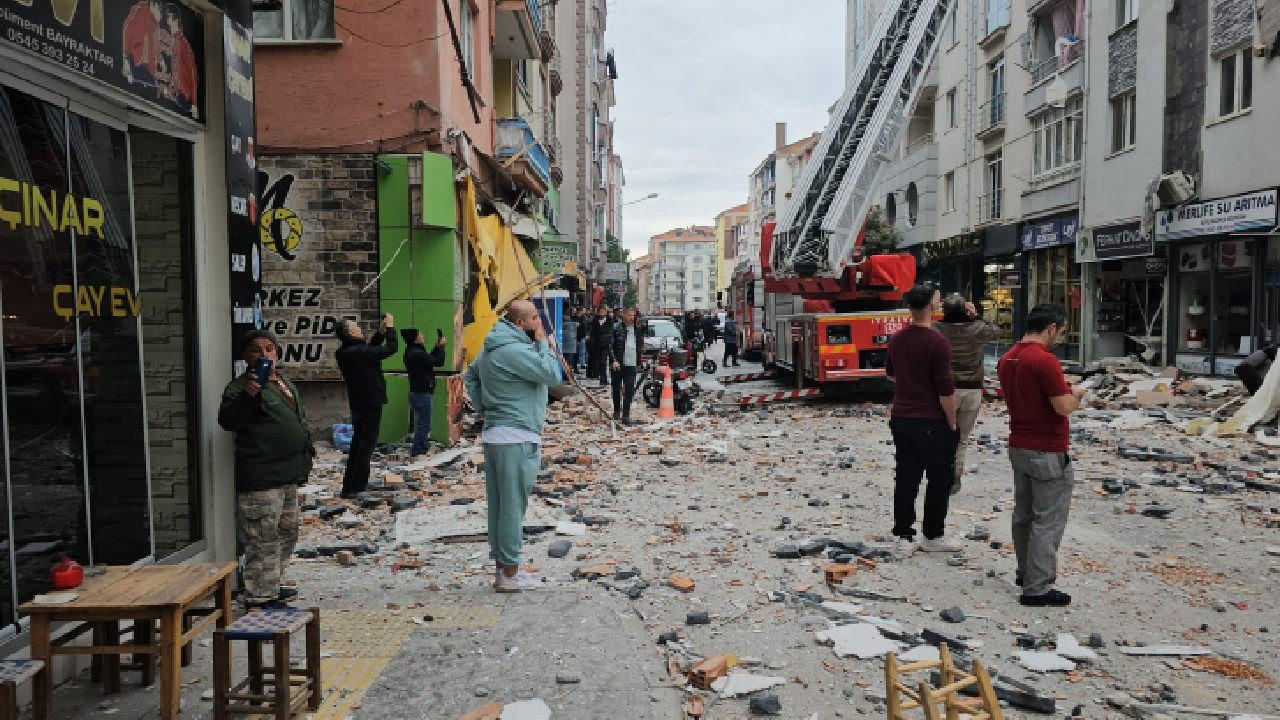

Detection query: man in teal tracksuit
xmin=463 ymin=300 xmax=561 ymax=592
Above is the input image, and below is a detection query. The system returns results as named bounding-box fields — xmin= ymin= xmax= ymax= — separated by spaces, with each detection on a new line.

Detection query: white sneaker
xmin=918 ymin=536 xmax=962 ymax=553
xmin=494 ymin=570 xmax=541 ymax=593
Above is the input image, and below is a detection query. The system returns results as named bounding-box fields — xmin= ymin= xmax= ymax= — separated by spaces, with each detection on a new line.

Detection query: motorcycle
xmin=687 ymin=335 xmax=718 ymax=375
xmin=638 ymin=351 xmax=700 ymax=414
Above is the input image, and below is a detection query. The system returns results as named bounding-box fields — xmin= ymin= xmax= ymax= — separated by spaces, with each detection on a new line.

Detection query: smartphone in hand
xmin=255 ymin=357 xmax=272 ymax=388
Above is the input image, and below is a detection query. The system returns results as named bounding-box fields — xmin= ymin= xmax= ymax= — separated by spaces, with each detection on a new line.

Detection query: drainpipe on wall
xmin=1077 ymin=0 xmax=1094 ymax=365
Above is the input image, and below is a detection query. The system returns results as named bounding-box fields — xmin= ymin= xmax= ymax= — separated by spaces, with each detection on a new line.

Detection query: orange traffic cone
xmin=658 ymin=366 xmax=676 ymax=419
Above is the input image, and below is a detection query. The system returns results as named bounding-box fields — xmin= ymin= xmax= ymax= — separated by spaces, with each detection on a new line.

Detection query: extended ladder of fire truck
xmin=772 ymin=0 xmax=951 ymax=284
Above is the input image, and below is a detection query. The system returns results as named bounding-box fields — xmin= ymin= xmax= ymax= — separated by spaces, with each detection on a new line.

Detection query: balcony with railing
xmin=1030 ymin=38 xmax=1084 ymax=85
xmin=977 ymin=93 xmax=1006 ymax=139
xmin=978 ymin=190 xmax=1004 ymax=224
xmin=905 ymin=132 xmax=935 ymax=156
xmin=496 ymin=118 xmax=551 ymax=195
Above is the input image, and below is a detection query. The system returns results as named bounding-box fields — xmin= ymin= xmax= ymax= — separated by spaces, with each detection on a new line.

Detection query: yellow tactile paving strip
xmin=310 ymin=606 xmax=500 ymax=719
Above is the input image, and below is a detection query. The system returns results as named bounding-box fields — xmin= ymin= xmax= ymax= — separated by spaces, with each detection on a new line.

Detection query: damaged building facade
xmin=874 ymin=0 xmax=1280 ymax=374
xmin=253 ymin=0 xmax=568 ymax=444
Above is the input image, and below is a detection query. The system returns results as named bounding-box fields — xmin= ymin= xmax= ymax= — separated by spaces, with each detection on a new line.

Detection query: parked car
xmin=643 ymin=318 xmax=683 ymax=352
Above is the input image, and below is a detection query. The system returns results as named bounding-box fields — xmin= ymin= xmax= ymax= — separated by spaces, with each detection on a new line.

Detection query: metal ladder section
xmin=773 ymin=0 xmax=951 ymax=279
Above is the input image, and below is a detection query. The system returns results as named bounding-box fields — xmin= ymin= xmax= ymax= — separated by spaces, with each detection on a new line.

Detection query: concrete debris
xmin=939 ymin=607 xmax=966 ymax=623
xmin=1053 ymin=633 xmax=1097 ymax=661
xmin=1013 ymin=650 xmax=1076 ymax=673
xmin=710 ymin=672 xmax=786 ymax=698
xmin=815 ymin=623 xmax=904 ymax=659
xmin=1117 ymin=644 xmax=1212 ymax=656
xmin=897 ymin=645 xmax=941 ymax=663
xmin=546 ymin=540 xmax=572 ymax=558
xmin=554 ymin=521 xmax=586 ymax=536
xmin=747 ymin=691 xmax=782 ymax=715
xmin=498 ymin=699 xmax=551 ymax=720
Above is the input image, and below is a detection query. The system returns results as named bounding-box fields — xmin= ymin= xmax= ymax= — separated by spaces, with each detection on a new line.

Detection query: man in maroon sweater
xmin=885 ymin=285 xmax=961 ymax=552
xmin=998 ymin=304 xmax=1085 ymax=607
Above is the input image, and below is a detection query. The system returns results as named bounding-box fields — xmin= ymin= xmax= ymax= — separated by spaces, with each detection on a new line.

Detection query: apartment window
xmin=254 ymin=0 xmax=336 ymax=40
xmin=984 ymin=151 xmax=1003 ymax=221
xmin=1219 ymin=48 xmax=1253 ymax=117
xmin=986 ymin=0 xmax=1009 ymax=35
xmin=692 ymin=256 xmax=703 ymax=263
xmin=1110 ymin=91 xmax=1136 ymax=153
xmin=1116 ymin=0 xmax=1138 ymax=27
xmin=460 ymin=0 xmax=475 ymax=79
xmin=949 ymin=9 xmax=958 ymax=46
xmin=693 ymin=271 xmax=705 ymax=289
xmin=906 ymin=182 xmax=919 ymax=226
xmin=1032 ymin=97 xmax=1083 ymax=177
xmin=944 ymin=172 xmax=956 ymax=212
xmin=946 ymin=89 xmax=957 ymax=129
xmin=988 ymin=56 xmax=1006 ymax=125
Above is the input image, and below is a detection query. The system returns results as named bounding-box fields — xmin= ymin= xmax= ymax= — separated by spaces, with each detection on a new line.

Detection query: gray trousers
xmin=1008 ymin=448 xmax=1074 ymax=596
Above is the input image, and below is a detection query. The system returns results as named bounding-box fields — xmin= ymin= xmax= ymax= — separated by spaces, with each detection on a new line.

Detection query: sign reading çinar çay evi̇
xmin=1155 ymin=189 xmax=1277 ymax=241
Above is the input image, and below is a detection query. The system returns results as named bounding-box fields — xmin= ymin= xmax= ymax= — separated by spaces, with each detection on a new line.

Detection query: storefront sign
xmin=1155 ymin=189 xmax=1277 ymax=241
xmin=537 ymin=239 xmax=577 ymax=274
xmin=223 ymin=10 xmax=259 ymax=374
xmin=998 ymin=269 xmax=1021 ymax=288
xmin=1093 ymin=221 xmax=1151 ymax=260
xmin=262 ymin=285 xmax=346 ymax=365
xmin=1144 ymin=256 xmax=1168 ymax=275
xmin=922 ymin=234 xmax=981 ymax=265
xmin=1020 ymin=214 xmax=1079 ymax=251
xmin=1 ymin=0 xmax=205 ymax=122
xmin=603 ymin=262 xmax=628 ymax=281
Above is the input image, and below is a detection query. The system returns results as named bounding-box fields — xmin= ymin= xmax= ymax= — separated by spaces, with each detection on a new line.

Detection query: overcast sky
xmin=608 ymin=0 xmax=846 ymax=257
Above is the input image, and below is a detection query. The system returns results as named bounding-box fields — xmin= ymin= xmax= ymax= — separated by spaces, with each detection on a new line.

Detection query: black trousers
xmin=724 ymin=343 xmax=739 ymax=365
xmin=592 ymin=348 xmax=610 ymax=385
xmin=889 ymin=417 xmax=957 ymax=540
xmin=343 ymin=406 xmax=382 ymax=495
xmin=611 ymin=365 xmax=638 ymax=418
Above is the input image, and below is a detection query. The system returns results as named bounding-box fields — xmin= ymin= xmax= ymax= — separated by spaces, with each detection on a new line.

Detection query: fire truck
xmin=759 ymin=221 xmax=917 ymax=387
xmin=726 ymin=264 xmax=764 ymax=360
xmin=757 ymin=0 xmax=948 ymax=389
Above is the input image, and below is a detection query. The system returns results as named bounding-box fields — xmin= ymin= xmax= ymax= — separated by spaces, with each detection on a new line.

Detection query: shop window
xmin=1264 ymin=241 xmax=1280 ymax=347
xmin=981 ymin=262 xmax=1018 ymax=355
xmin=1218 ymin=48 xmax=1253 ymax=117
xmin=1176 ymin=240 xmax=1256 ymax=362
xmin=1029 ymin=247 xmax=1082 ymax=360
xmin=253 ymin=0 xmax=336 ymax=41
xmin=1110 ymin=91 xmax=1136 ymax=153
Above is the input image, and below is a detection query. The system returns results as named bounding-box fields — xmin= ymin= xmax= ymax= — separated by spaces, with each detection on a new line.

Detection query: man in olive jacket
xmin=218 ymin=330 xmax=314 ymax=608
xmin=934 ymin=294 xmax=1000 ymax=494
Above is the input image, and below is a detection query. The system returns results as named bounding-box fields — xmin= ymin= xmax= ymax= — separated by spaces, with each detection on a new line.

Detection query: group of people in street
xmin=885 ymin=286 xmax=1083 ymax=607
xmin=218 ymin=285 xmax=1083 ymax=609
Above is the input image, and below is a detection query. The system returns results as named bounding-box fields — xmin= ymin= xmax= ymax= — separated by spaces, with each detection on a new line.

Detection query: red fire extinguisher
xmin=50 ymin=557 xmax=84 ymax=590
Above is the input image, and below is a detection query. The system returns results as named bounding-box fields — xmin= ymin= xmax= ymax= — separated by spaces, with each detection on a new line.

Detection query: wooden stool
xmin=212 ymin=608 xmax=320 ymax=719
xmin=0 ymin=660 xmax=44 ymax=720
xmin=884 ymin=643 xmax=1003 ymax=720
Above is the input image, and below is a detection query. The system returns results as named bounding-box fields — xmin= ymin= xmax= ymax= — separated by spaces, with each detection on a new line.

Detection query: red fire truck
xmin=758 ymin=221 xmax=918 ymax=388
xmin=726 ymin=264 xmax=765 ymax=360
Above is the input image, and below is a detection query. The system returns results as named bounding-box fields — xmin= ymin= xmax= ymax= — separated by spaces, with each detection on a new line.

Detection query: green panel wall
xmin=378 ymin=152 xmax=465 ymax=446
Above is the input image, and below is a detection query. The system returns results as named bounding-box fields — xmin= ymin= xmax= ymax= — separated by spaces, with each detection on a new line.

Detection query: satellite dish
xmin=1045 ymin=75 xmax=1068 ymax=108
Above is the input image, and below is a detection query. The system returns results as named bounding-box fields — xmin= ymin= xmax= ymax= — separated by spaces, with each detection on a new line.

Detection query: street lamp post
xmin=622 ymin=192 xmax=658 ymax=207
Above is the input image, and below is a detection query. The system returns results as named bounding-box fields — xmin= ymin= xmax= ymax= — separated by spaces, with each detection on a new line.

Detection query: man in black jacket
xmin=402 ymin=327 xmax=446 ymax=456
xmin=608 ymin=307 xmax=644 ymax=423
xmin=336 ymin=313 xmax=397 ymax=497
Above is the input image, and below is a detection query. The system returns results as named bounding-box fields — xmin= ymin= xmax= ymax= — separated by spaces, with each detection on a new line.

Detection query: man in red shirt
xmin=997 ymin=304 xmax=1086 ymax=607
xmin=885 ymin=285 xmax=961 ymax=552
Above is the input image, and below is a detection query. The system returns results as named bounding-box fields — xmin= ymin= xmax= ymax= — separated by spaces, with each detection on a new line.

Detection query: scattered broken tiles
xmin=814 ymin=623 xmax=904 ymax=659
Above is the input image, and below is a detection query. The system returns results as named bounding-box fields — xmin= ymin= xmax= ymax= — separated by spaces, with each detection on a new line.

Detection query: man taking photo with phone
xmin=218 ymin=330 xmax=314 ymax=608
xmin=336 ymin=313 xmax=397 ymax=498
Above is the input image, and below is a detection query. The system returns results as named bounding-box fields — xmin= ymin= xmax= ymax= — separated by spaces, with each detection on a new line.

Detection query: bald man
xmin=463 ymin=301 xmax=561 ymax=592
